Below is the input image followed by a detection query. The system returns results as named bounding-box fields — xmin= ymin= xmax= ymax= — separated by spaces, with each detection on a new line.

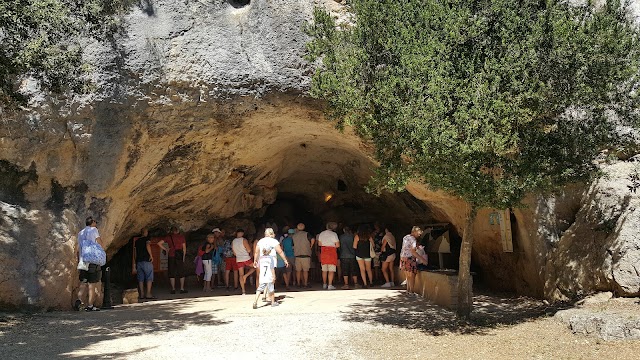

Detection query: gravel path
xmin=1 ymin=288 xmax=639 ymax=359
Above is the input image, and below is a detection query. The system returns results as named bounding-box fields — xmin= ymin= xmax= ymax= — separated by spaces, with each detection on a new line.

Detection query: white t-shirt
xmin=78 ymin=226 xmax=100 ymax=246
xmin=232 ymin=237 xmax=251 ymax=262
xmin=318 ymin=230 xmax=339 ymax=247
xmin=258 ymin=255 xmax=275 ymax=284
xmin=383 ymin=232 xmax=396 ymax=249
xmin=256 ymin=237 xmax=280 ymax=257
xmin=78 ymin=226 xmax=100 ymax=259
xmin=400 ymin=234 xmax=417 ymax=258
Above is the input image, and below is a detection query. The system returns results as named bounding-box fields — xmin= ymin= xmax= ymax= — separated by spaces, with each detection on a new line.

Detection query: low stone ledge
xmin=396 ymin=268 xmax=471 ymax=310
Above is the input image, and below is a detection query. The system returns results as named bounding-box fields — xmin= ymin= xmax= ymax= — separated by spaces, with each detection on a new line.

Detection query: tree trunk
xmin=456 ymin=204 xmax=477 ymax=318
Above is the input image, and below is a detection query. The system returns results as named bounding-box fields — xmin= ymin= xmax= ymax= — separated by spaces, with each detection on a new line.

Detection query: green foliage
xmin=306 ymin=0 xmax=640 ymax=209
xmin=0 ymin=0 xmax=133 ymax=106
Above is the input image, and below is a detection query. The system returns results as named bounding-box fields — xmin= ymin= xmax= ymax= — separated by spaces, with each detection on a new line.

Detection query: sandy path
xmin=1 ymin=288 xmax=639 ymax=359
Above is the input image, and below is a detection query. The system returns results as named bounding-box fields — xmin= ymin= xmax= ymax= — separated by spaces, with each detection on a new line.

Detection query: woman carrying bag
xmin=74 ymin=216 xmax=106 ymax=312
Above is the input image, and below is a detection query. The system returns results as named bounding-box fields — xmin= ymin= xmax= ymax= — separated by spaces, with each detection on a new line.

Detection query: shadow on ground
xmin=342 ymin=291 xmax=566 ymax=336
xmin=0 ymin=298 xmax=228 ymax=358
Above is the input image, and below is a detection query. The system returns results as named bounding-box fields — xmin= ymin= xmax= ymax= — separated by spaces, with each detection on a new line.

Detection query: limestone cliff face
xmin=543 ymin=159 xmax=640 ymax=299
xmin=0 ymin=0 xmax=639 ymax=309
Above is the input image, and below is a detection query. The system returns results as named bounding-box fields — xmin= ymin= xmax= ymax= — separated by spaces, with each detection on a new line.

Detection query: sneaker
xmin=322 ymin=284 xmax=328 ymax=290
xmin=170 ymin=289 xmax=176 ymax=294
xmin=271 ymin=301 xmax=280 ymax=307
xmin=327 ymin=285 xmax=336 ymax=290
xmin=354 ymin=284 xmax=362 ymax=289
xmin=341 ymin=285 xmax=350 ymax=290
xmin=85 ymin=305 xmax=100 ymax=312
xmin=73 ymin=299 xmax=84 ymax=311
xmin=400 ymin=280 xmax=407 ymax=286
xmin=390 ymin=282 xmax=395 ymax=287
xmin=305 ymin=284 xmax=312 ymax=289
xmin=252 ymin=302 xmax=257 ymax=309
xmin=180 ymin=289 xmax=188 ymax=294
xmin=381 ymin=282 xmax=392 ymax=288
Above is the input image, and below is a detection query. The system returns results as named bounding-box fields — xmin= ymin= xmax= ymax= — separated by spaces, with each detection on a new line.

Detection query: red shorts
xmin=236 ymin=259 xmax=254 ymax=268
xmin=225 ymin=257 xmax=239 ymax=271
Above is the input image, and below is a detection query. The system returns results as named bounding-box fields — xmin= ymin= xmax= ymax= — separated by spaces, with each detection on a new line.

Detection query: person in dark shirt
xmin=133 ymin=228 xmax=160 ymax=300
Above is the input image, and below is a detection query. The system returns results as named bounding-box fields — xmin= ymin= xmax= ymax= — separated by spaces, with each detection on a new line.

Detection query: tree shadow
xmin=342 ymin=291 xmax=566 ymax=336
xmin=0 ymin=299 xmax=228 ymax=358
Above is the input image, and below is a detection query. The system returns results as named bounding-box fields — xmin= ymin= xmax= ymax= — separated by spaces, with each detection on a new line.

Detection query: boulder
xmin=577 ymin=292 xmax=614 ymax=306
xmin=122 ymin=289 xmax=139 ymax=305
xmin=544 ymin=160 xmax=640 ymax=299
xmin=555 ymin=308 xmax=640 ymax=341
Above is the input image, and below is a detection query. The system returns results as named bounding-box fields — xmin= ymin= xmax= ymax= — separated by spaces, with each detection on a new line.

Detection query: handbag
xmin=81 ymin=242 xmax=106 ymax=266
xmin=370 ymin=241 xmax=376 ymax=259
xmin=78 ymin=227 xmax=106 ymax=266
xmin=77 ymin=256 xmax=89 ymax=271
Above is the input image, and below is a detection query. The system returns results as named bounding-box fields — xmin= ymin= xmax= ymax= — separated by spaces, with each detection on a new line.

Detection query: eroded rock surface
xmin=544 ymin=159 xmax=640 ymax=299
xmin=0 ymin=0 xmax=442 ymax=309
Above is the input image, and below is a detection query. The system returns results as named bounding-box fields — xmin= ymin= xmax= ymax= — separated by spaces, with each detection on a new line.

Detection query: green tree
xmin=0 ymin=0 xmax=132 ymax=106
xmin=306 ymin=0 xmax=640 ymax=317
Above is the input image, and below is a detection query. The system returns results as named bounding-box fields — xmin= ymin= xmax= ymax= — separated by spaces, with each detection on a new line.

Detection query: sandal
xmin=85 ymin=305 xmax=100 ymax=312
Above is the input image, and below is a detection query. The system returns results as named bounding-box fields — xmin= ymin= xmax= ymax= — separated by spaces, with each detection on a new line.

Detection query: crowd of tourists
xmin=74 ymin=216 xmax=430 ymax=311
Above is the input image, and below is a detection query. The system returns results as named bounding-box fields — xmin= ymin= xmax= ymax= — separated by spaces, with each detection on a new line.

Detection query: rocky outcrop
xmin=544 ymin=158 xmax=640 ymax=299
xmin=555 ymin=295 xmax=640 ymax=341
xmin=0 ymin=0 xmax=440 ymax=309
xmin=0 ymin=0 xmax=639 ymax=309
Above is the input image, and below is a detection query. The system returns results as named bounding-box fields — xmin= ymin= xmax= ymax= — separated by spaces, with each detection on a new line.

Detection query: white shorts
xmin=321 ymin=264 xmax=337 ymax=272
xmin=385 ymin=253 xmax=396 ymax=263
xmin=256 ymin=282 xmax=274 ymax=294
xmin=203 ymin=260 xmax=213 ymax=281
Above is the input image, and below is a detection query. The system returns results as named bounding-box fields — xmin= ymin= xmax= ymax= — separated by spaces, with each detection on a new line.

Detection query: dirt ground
xmin=1 ymin=287 xmax=639 ymax=359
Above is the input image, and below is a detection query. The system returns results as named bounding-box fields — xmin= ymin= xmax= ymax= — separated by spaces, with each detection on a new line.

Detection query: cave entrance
xmin=103 ymin=110 xmax=470 ymax=300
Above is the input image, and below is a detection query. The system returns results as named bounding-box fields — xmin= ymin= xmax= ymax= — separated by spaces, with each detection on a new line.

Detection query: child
xmin=253 ymin=246 xmax=277 ymax=309
xmin=202 ymin=234 xmax=216 ymax=292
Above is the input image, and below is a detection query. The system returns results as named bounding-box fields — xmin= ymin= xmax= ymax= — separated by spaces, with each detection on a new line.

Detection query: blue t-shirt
xmin=276 ymin=253 xmax=285 ymax=268
xmin=280 ymin=236 xmax=294 ymax=257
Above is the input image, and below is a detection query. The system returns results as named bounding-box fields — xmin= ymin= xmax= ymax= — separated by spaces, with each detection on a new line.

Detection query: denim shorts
xmin=136 ymin=261 xmax=154 ymax=282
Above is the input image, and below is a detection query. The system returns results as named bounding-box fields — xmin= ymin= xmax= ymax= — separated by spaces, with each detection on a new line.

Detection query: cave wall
xmin=1 ymin=0 xmax=639 ymax=309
